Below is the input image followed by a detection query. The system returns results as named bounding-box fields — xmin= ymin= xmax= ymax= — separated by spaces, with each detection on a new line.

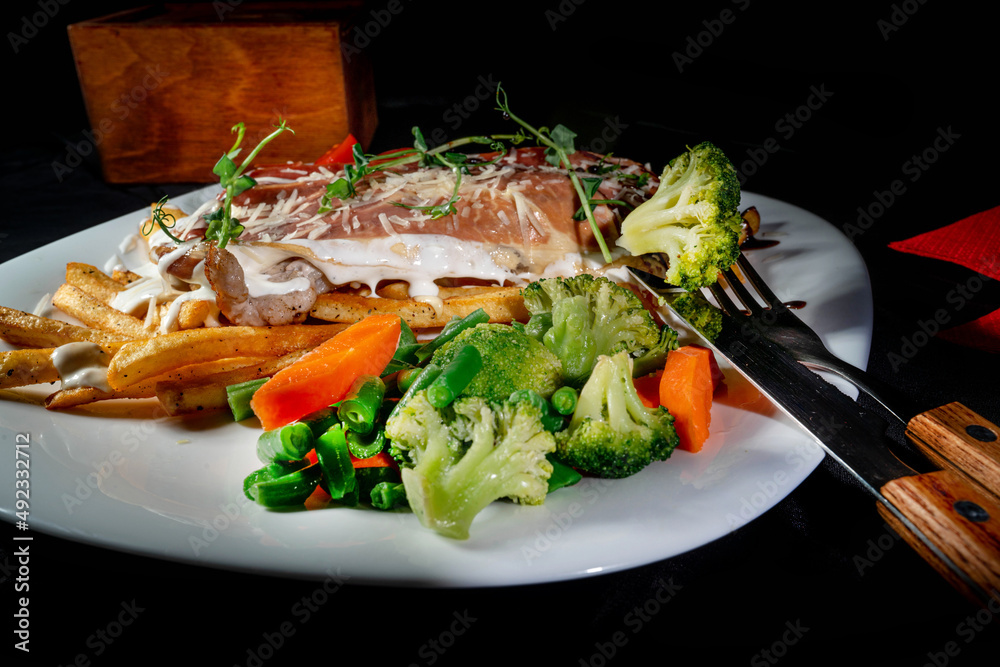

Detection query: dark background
xmin=3 ymin=1 xmax=999 ymax=665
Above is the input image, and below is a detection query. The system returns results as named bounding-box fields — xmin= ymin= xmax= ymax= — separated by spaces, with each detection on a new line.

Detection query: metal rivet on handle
xmin=965 ymin=424 xmax=998 ymax=442
xmin=954 ymin=500 xmax=990 ymax=523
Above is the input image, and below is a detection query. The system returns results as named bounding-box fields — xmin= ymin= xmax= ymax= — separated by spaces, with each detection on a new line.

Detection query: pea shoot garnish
xmin=203 ymin=119 xmax=294 ymax=249
xmin=316 ymin=127 xmax=523 ymax=216
xmin=145 ymin=195 xmax=183 ymax=243
xmin=314 ymin=85 xmax=619 ymax=264
xmin=494 ymin=85 xmax=613 ymax=263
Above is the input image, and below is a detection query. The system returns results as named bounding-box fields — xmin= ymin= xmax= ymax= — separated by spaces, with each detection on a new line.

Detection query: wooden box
xmin=67 ymin=2 xmax=377 ymax=183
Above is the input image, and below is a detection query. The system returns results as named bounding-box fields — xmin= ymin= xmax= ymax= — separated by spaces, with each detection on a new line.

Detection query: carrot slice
xmin=250 ymin=314 xmax=401 ymax=431
xmin=633 ymin=370 xmax=663 ymax=409
xmin=658 ymin=345 xmax=715 ymax=453
xmin=350 ymin=450 xmax=397 ymax=469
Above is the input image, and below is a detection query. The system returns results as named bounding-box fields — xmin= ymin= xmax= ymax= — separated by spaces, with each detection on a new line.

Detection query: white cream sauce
xmin=50 ymin=342 xmax=112 ymax=392
xmin=110 ymin=239 xmax=220 ymax=334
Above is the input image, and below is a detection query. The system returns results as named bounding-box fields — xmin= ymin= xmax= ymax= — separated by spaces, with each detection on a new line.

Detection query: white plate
xmin=0 ymin=190 xmax=872 ymax=587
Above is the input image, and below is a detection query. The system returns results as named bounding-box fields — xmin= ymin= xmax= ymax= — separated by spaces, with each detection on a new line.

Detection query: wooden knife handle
xmin=878 ymin=470 xmax=1000 ymax=605
xmin=876 ymin=403 xmax=1000 ymax=605
xmin=905 ymin=402 xmax=1000 ymax=499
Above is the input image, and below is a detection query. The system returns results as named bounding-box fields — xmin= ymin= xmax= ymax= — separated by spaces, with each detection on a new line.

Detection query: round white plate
xmin=0 ymin=190 xmax=872 ymax=587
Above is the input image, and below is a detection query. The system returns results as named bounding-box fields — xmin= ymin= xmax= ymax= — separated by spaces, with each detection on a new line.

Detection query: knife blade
xmin=628 ymin=267 xmax=1000 ymax=607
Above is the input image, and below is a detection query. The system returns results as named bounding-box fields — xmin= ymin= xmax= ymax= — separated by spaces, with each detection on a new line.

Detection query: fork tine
xmin=735 ymin=253 xmax=783 ymax=310
xmin=720 ymin=265 xmax=765 ymax=316
xmin=707 ymin=282 xmax=742 ymax=318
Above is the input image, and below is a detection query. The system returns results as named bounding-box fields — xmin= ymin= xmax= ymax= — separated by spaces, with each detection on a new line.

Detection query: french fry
xmin=111 ymin=268 xmax=142 ymax=285
xmin=65 ymin=263 xmax=125 ymax=305
xmin=310 ymin=286 xmax=530 ymax=328
xmin=106 ymin=323 xmax=348 ymax=390
xmin=52 ymin=283 xmax=150 ymax=339
xmin=175 ymin=299 xmax=213 ymax=330
xmin=1 ymin=348 xmax=60 ymax=389
xmin=154 ymin=350 xmax=307 ymax=416
xmin=44 ymin=382 xmax=152 ymax=409
xmin=43 ymin=355 xmax=284 ymax=410
xmin=0 ymin=306 xmax=129 ymax=349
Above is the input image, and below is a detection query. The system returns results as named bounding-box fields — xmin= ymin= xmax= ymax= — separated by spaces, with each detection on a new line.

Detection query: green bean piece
xmin=546 ymin=454 xmax=583 ymax=493
xmin=242 ymin=459 xmax=312 ymax=500
xmin=382 ymin=342 xmax=422 ymax=377
xmin=301 ymin=405 xmax=341 ymax=437
xmin=226 ymin=377 xmax=268 ymax=421
xmin=395 ymin=367 xmax=422 ymax=394
xmin=551 ymin=385 xmax=579 ymax=415
xmin=384 ymin=318 xmax=420 ymax=372
xmin=338 ymin=375 xmax=385 ymax=435
xmin=397 ymin=316 xmax=417 ymax=347
xmin=346 ymin=426 xmax=386 ymax=459
xmin=256 ymin=421 xmax=315 ymax=464
xmin=315 ymin=424 xmax=357 ymax=501
xmin=355 ymin=466 xmax=401 ymax=500
xmin=426 ymin=344 xmax=483 ymax=408
xmin=370 ymin=481 xmax=408 ymax=510
xmin=414 ymin=308 xmax=489 ymax=362
xmin=387 ymin=363 xmax=442 ymax=421
xmin=247 ymin=463 xmax=322 ymax=507
xmin=509 ymin=388 xmax=563 ymax=432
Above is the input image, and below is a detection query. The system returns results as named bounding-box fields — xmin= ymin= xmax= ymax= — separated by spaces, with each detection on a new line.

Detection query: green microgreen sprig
xmin=316 ymin=127 xmax=524 ymax=216
xmin=572 ymin=176 xmax=630 ymax=221
xmin=145 ymin=195 xmax=183 ymax=243
xmin=203 ymin=119 xmax=294 ymax=249
xmin=494 ymin=85 xmax=613 ymax=263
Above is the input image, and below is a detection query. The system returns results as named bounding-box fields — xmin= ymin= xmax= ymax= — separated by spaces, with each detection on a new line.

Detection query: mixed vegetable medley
xmin=235 ymin=274 xmax=721 ymax=539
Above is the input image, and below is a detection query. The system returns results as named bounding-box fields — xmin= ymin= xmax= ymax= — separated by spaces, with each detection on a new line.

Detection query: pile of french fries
xmin=0 ymin=206 xmax=533 ymax=417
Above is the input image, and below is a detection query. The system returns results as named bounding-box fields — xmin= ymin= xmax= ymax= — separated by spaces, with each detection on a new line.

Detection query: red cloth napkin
xmin=888 ymin=205 xmax=1000 ymax=353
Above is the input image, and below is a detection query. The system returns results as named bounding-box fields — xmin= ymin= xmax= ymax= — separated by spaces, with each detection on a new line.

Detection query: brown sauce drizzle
xmin=741 ymin=236 xmax=780 ymax=251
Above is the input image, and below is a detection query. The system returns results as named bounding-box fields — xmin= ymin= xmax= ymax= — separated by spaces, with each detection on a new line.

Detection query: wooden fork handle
xmin=876 ymin=403 xmax=1000 ymax=606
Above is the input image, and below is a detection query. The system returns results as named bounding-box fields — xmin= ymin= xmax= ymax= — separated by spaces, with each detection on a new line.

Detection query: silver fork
xmin=707 ymin=253 xmax=917 ymax=426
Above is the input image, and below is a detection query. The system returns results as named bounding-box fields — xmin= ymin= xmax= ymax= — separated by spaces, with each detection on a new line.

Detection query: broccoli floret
xmin=430 ymin=323 xmax=563 ymax=401
xmin=385 ymin=391 xmax=555 ymax=539
xmin=556 ymin=351 xmax=678 ymax=479
xmin=669 ymin=291 xmax=723 ymax=342
xmin=616 ymin=141 xmax=742 ymax=291
xmin=521 ymin=274 xmax=676 ymax=386
xmin=631 ymin=323 xmax=679 ymax=379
